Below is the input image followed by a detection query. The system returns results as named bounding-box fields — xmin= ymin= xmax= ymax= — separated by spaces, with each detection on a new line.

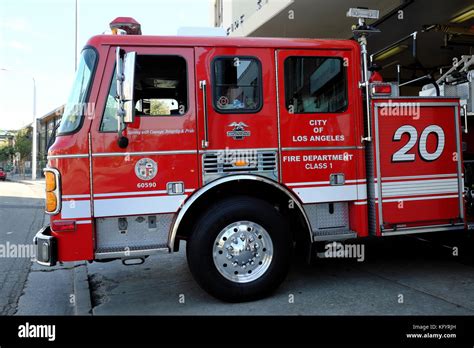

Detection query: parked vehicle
xmin=0 ymin=167 xmax=7 ymax=181
xmin=34 ymin=10 xmax=470 ymax=302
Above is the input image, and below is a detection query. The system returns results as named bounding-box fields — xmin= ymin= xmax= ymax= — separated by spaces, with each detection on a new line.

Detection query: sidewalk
xmin=7 ymin=173 xmax=45 ymax=185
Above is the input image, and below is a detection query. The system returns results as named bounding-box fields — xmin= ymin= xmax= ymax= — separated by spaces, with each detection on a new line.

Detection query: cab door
xmin=276 ymin=48 xmax=365 ymax=204
xmin=90 ymin=46 xmax=198 ymax=219
xmin=194 ymin=47 xmax=279 ymax=185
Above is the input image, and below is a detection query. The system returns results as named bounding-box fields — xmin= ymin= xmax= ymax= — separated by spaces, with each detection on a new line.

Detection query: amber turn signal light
xmin=46 ymin=191 xmax=58 ymax=213
xmin=45 ymin=171 xmax=56 ymax=192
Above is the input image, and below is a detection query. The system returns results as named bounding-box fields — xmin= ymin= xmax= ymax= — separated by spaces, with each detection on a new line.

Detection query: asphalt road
xmin=0 ymin=179 xmax=46 ymax=315
xmin=0 ymin=178 xmax=75 ymax=315
xmin=87 ymin=236 xmax=474 ymax=315
xmin=1 ymin=178 xmax=474 ymax=315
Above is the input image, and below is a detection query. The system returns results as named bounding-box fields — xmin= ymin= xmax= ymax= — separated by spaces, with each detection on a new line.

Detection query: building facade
xmin=7 ymin=105 xmax=63 ymax=176
xmin=0 ymin=130 xmax=15 ymax=148
xmin=37 ymin=105 xmax=63 ymax=171
xmin=211 ymin=0 xmax=473 ymax=89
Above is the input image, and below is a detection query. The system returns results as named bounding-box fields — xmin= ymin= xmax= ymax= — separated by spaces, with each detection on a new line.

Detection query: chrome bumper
xmin=33 ymin=226 xmax=57 ymax=266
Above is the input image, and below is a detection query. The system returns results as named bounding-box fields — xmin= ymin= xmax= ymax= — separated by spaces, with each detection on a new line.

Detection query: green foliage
xmin=0 ymin=145 xmax=15 ymax=162
xmin=14 ymin=132 xmax=32 ymax=161
xmin=150 ymin=100 xmax=170 ymax=115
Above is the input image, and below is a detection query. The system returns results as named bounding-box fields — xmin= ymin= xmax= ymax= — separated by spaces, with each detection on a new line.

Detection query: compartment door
xmin=372 ymin=100 xmax=464 ymax=233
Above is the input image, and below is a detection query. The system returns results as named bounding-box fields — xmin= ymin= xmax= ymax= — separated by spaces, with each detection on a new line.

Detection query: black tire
xmin=186 ymin=196 xmax=292 ymax=302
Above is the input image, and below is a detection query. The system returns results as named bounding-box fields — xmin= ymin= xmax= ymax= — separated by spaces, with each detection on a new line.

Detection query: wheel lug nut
xmin=233 ymin=262 xmax=238 ymax=267
xmin=226 ymin=254 xmax=233 ymax=260
xmin=232 ymin=238 xmax=238 ymax=244
xmin=250 ymin=261 xmax=255 ymax=265
xmin=255 ymin=253 xmax=260 ymax=258
xmin=240 ymin=234 xmax=245 ymax=241
xmin=254 ymin=243 xmax=259 ymax=249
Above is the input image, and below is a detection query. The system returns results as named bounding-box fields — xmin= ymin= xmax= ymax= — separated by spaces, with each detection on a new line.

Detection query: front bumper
xmin=33 ymin=226 xmax=57 ymax=266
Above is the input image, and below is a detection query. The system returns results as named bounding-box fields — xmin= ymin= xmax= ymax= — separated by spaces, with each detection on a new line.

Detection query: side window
xmin=213 ymin=57 xmax=262 ymax=113
xmin=284 ymin=56 xmax=347 ymax=114
xmin=100 ymin=68 xmax=118 ymax=132
xmin=100 ymin=55 xmax=188 ymax=132
xmin=135 ymin=55 xmax=187 ymax=116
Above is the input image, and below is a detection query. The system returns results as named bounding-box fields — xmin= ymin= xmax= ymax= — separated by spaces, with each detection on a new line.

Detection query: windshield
xmin=57 ymin=48 xmax=97 ymax=134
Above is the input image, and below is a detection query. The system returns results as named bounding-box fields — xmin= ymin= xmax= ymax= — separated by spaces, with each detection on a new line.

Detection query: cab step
xmin=95 ymin=245 xmax=169 ymax=260
xmin=313 ymin=228 xmax=357 ymax=242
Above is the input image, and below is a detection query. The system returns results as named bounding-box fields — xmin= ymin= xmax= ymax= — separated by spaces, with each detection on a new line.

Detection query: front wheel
xmin=186 ymin=196 xmax=292 ymax=302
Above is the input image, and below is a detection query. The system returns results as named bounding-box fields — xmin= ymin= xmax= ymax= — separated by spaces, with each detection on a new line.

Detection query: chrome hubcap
xmin=213 ymin=221 xmax=273 ymax=283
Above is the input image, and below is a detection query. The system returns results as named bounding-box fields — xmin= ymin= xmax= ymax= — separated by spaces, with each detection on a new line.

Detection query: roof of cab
xmin=86 ymin=34 xmax=360 ymax=51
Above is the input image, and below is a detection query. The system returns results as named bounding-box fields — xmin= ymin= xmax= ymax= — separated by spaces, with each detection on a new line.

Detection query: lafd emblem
xmin=135 ymin=158 xmax=158 ymax=181
xmin=227 ymin=122 xmax=251 ymax=140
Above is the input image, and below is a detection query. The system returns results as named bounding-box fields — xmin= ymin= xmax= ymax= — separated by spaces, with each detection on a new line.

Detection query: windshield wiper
xmin=47 ymin=121 xmax=61 ymax=148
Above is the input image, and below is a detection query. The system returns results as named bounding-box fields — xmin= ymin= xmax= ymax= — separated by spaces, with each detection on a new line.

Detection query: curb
xmin=73 ymin=261 xmax=93 ymax=315
xmin=7 ymin=175 xmax=45 ymax=185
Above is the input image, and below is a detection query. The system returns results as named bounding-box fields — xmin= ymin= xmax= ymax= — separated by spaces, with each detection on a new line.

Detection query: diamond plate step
xmin=313 ymin=228 xmax=357 ymax=242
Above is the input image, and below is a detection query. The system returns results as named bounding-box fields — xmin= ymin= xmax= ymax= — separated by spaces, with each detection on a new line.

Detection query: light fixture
xmin=373 ymin=45 xmax=408 ymax=61
xmin=109 ymin=17 xmax=142 ymax=35
xmin=450 ymin=8 xmax=474 ymax=23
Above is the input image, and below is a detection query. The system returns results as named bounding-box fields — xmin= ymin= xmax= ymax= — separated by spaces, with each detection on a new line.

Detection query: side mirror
xmin=122 ymin=51 xmax=136 ymax=123
xmin=115 ymin=47 xmax=136 ymax=148
xmin=116 ymin=47 xmax=136 ymax=124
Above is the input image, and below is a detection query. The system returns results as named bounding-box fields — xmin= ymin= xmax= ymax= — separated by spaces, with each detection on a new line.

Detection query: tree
xmin=150 ymin=100 xmax=170 ymax=115
xmin=14 ymin=131 xmax=32 ymax=162
xmin=0 ymin=145 xmax=15 ymax=163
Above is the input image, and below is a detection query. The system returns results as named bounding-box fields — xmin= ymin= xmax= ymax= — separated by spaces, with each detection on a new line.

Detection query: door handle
xmin=463 ymin=104 xmax=468 ymax=134
xmin=200 ymin=80 xmax=209 ymax=148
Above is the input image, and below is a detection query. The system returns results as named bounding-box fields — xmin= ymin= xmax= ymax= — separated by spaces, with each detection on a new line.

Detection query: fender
xmin=167 ymin=174 xmax=312 ymax=250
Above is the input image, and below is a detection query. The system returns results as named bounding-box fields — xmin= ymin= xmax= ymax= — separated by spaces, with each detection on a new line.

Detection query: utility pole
xmin=75 ymin=0 xmax=78 ymax=71
xmin=32 ymin=77 xmax=37 ymax=180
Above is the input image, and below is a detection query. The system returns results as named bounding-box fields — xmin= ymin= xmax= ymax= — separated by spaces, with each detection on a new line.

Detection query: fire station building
xmin=211 ymin=0 xmax=473 ymax=94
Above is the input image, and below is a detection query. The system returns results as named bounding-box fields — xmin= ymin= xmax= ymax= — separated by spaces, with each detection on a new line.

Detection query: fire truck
xmin=34 ymin=9 xmax=470 ymax=302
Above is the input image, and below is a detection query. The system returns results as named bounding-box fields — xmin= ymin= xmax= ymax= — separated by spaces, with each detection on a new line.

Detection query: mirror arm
xmin=115 ymin=46 xmax=129 ymax=148
xmin=116 ymin=103 xmax=129 ymax=148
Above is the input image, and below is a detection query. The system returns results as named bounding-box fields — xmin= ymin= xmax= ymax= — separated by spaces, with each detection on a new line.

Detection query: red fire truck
xmin=35 ymin=10 xmax=469 ymax=302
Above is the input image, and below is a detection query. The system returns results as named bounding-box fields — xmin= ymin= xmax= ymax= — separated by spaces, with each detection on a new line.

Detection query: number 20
xmin=392 ymin=125 xmax=445 ymax=162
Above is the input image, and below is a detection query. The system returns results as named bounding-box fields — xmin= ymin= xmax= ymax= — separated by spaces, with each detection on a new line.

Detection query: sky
xmin=0 ymin=0 xmax=211 ymax=130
